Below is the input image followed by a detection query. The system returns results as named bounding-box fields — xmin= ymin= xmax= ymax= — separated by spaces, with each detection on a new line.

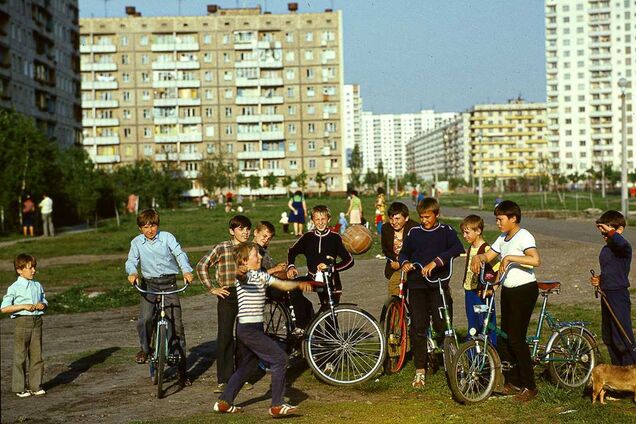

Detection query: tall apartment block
xmin=545 ymin=0 xmax=635 ymax=174
xmin=342 ymin=83 xmax=362 ymax=165
xmin=360 ymin=110 xmax=457 ymax=177
xmin=0 ymin=0 xmax=81 ymax=145
xmin=79 ymin=4 xmax=345 ymax=196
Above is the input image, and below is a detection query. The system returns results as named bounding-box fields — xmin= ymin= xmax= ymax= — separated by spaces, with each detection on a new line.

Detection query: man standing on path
xmin=39 ymin=193 xmax=54 ymax=237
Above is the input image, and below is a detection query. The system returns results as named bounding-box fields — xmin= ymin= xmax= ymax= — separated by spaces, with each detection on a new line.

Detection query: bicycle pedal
xmin=500 ymin=361 xmax=513 ymax=371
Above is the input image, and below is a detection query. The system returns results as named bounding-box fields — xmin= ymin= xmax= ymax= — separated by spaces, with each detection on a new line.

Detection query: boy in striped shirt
xmin=214 ymin=242 xmax=312 ymax=417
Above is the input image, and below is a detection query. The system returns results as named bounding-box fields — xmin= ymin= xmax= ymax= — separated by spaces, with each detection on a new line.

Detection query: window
xmin=309 ymin=159 xmax=316 ymax=169
xmin=203 ymin=34 xmax=212 ymax=44
xmin=304 ymin=50 xmax=314 ymax=60
xmin=120 ymin=35 xmax=128 ymax=46
xmin=143 ymin=145 xmax=153 ymax=156
xmin=222 ymin=34 xmax=229 ymax=44
xmin=288 ymin=123 xmax=297 ymax=133
xmin=224 ymin=71 xmax=232 ymax=81
xmin=289 ymin=159 xmax=298 ymax=169
xmin=305 ymin=32 xmax=313 ymax=42
xmin=289 ymin=142 xmax=297 ymax=152
xmin=225 ymin=125 xmax=233 ymax=135
xmin=142 ymin=109 xmax=150 ymax=119
xmin=285 ymin=51 xmax=295 ymax=62
xmin=224 ymin=89 xmax=233 ymax=99
xmin=306 ymin=68 xmax=315 ymax=79
xmin=121 ymin=54 xmax=129 ymax=65
xmin=141 ymin=54 xmax=149 ymax=64
xmin=286 ymin=69 xmax=295 ymax=80
xmin=205 ymin=89 xmax=214 ymax=100
xmin=123 ymin=91 xmax=131 ymax=101
xmin=287 ymin=87 xmax=295 ymax=97
xmin=205 ymin=126 xmax=215 ymax=136
xmin=330 ymin=158 xmax=338 ymax=168
xmin=285 ymin=32 xmax=294 ymax=42
xmin=123 ymin=109 xmax=131 ymax=119
xmin=204 ymin=71 xmax=213 ymax=81
xmin=224 ymin=107 xmax=232 ymax=117
xmin=223 ymin=52 xmax=231 ymax=63
xmin=140 ymin=35 xmax=148 ymax=46
xmin=143 ymin=127 xmax=151 ymax=137
xmin=123 ymin=128 xmax=131 ymax=137
xmin=287 ymin=105 xmax=296 ymax=115
xmin=306 ymin=87 xmax=315 ymax=97
xmin=122 ymin=73 xmax=130 ymax=83
xmin=308 ymin=123 xmax=315 ymax=133
xmin=308 ymin=140 xmax=315 ymax=151
xmin=141 ymin=72 xmax=149 ymax=82
xmin=226 ymin=143 xmax=233 ymax=153
xmin=142 ymin=90 xmax=150 ymax=100
xmin=203 ymin=53 xmax=212 ymax=63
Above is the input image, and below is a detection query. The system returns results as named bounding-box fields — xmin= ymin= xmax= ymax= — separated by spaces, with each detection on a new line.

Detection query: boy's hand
xmin=287 ymin=267 xmax=298 ymax=279
xmin=390 ymin=260 xmax=401 ymax=270
xmin=183 ymin=272 xmax=193 ymax=284
xmin=317 ymin=263 xmax=327 ymax=271
xmin=421 ymin=261 xmax=437 ymax=277
xmin=590 ymin=275 xmax=601 ymax=287
xmin=35 ymin=302 xmax=46 ymax=311
xmin=128 ymin=274 xmax=139 ymax=285
xmin=274 ymin=262 xmax=287 ymax=274
xmin=470 ymin=255 xmax=483 ymax=274
xmin=500 ymin=257 xmax=512 ymax=272
xmin=210 ymin=287 xmax=230 ymax=298
xmin=596 ymin=223 xmax=613 ymax=235
xmin=401 ymin=262 xmax=414 ymax=272
xmin=297 ymin=282 xmax=313 ymax=293
xmin=25 ymin=304 xmax=36 ymax=312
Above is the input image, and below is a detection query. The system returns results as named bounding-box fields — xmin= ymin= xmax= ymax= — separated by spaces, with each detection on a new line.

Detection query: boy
xmin=126 ymin=209 xmax=194 ymax=387
xmin=590 ymin=210 xmax=636 ymax=365
xmin=400 ymin=197 xmax=464 ymax=389
xmin=214 ymin=242 xmax=312 ymax=416
xmin=460 ymin=215 xmax=499 ymax=345
xmin=470 ymin=200 xmax=541 ymax=402
xmin=1 ymin=253 xmax=47 ymax=397
xmin=381 ymin=202 xmax=418 ymax=298
xmin=287 ymin=205 xmax=354 ymax=308
xmin=197 ymin=215 xmax=252 ymax=392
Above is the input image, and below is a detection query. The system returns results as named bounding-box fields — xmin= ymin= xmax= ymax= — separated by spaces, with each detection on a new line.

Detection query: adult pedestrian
xmin=346 ymin=190 xmax=363 ymax=225
xmin=22 ymin=195 xmax=35 ymax=237
xmin=39 ymin=193 xmax=54 ymax=237
xmin=287 ymin=190 xmax=307 ymax=236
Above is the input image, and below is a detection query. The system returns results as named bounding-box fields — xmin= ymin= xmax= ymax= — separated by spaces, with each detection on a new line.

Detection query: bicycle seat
xmin=537 ymin=281 xmax=560 ymax=293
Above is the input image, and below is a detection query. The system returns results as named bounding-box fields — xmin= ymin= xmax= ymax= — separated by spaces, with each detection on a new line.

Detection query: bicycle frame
xmin=413 ymin=259 xmax=455 ymax=338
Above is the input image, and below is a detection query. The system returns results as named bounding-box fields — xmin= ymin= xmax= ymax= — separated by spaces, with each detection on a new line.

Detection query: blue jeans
xmin=221 ymin=322 xmax=288 ymax=406
xmin=464 ymin=290 xmax=497 ymax=346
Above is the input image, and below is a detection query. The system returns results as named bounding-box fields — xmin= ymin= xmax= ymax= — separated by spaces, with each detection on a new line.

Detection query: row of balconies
xmin=153 ymin=116 xmax=202 ymax=125
xmin=80 ymin=44 xmax=117 ymax=53
xmin=154 ymin=133 xmax=203 ymax=143
xmin=152 ymin=79 xmax=201 ymax=88
xmin=239 ymin=168 xmax=286 ymax=177
xmin=235 ymin=77 xmax=283 ymax=87
xmin=80 ymin=62 xmax=117 ymax=72
xmin=235 ymin=58 xmax=283 ymax=69
xmin=236 ymin=114 xmax=284 ymax=123
xmin=151 ymin=60 xmax=200 ymax=70
xmin=153 ymin=97 xmax=201 ymax=107
xmin=82 ymin=99 xmax=119 ymax=108
xmin=151 ymin=42 xmax=200 ymax=52
xmin=155 ymin=152 xmax=203 ymax=161
xmin=236 ymin=130 xmax=285 ymax=141
xmin=236 ymin=95 xmax=284 ymax=105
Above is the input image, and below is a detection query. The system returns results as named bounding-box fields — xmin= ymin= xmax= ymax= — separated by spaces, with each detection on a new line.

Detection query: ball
xmin=341 ymin=225 xmax=374 ymax=255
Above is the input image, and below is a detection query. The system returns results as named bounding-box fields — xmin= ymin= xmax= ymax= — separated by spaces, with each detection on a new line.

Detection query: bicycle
xmin=261 ymin=256 xmax=386 ymax=386
xmin=134 ymin=281 xmax=189 ymax=399
xmin=449 ymin=265 xmax=598 ymax=404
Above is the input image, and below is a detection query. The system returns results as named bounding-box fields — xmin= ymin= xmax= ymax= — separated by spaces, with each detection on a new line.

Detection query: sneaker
xmin=136 ymin=350 xmax=148 ymax=364
xmin=16 ymin=391 xmax=32 ymax=398
xmin=213 ymin=383 xmax=226 ymax=393
xmin=514 ymin=387 xmax=538 ymax=403
xmin=291 ymin=327 xmax=305 ymax=338
xmin=412 ymin=372 xmax=426 ymax=389
xmin=269 ymin=403 xmax=298 ymax=417
xmin=31 ymin=389 xmax=46 ymax=396
xmin=213 ymin=400 xmax=242 ymax=414
xmin=499 ymin=382 xmax=521 ymax=396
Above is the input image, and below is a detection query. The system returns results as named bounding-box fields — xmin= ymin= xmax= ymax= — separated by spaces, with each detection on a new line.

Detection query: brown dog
xmin=590 ymin=364 xmax=636 ymax=404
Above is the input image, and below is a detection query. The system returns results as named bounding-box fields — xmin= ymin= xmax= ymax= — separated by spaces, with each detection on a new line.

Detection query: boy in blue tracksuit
xmin=400 ymin=197 xmax=464 ymax=389
xmin=590 ymin=210 xmax=636 ymax=365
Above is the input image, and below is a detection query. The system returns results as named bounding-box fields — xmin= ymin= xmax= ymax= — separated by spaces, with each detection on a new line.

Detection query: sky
xmin=79 ymin=0 xmax=547 ymax=114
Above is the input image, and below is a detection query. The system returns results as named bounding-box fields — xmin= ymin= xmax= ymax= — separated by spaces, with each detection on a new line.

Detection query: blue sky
xmin=79 ymin=0 xmax=546 ymax=114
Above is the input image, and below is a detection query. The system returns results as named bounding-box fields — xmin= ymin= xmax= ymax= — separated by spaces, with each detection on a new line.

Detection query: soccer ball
xmin=341 ymin=225 xmax=374 ymax=255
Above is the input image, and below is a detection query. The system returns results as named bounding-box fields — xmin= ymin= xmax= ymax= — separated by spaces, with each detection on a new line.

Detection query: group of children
xmin=3 ymin=196 xmax=635 ymax=413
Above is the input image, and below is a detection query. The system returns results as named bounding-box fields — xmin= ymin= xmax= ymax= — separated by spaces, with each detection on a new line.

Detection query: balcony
xmin=237 ymin=150 xmax=285 ymax=160
xmin=237 ymin=132 xmax=262 ymax=141
xmin=154 ymin=134 xmax=178 ymax=143
xmin=82 ymin=118 xmax=119 ymax=127
xmin=79 ymin=44 xmax=116 ymax=53
xmin=259 ymin=77 xmax=283 ymax=86
xmin=260 ymin=95 xmax=284 ymax=104
xmin=260 ymin=58 xmax=282 ymax=68
xmin=179 ymin=116 xmax=202 ymax=125
xmin=234 ymin=40 xmax=257 ymax=50
xmin=261 ymin=130 xmax=284 ymax=141
xmin=590 ymin=110 xmax=613 ymax=118
xmin=237 ymin=114 xmax=283 ymax=123
xmin=151 ymin=42 xmax=200 ymax=52
xmin=183 ymin=170 xmax=200 ymax=179
xmin=152 ymin=79 xmax=201 ymax=88
xmin=179 ymin=152 xmax=203 ymax=161
xmin=82 ymin=136 xmax=120 ymax=145
xmin=153 ymin=116 xmax=178 ymax=125
xmin=235 ymin=77 xmax=260 ymax=87
xmin=235 ymin=60 xmax=259 ymax=68
xmin=321 ymin=146 xmax=331 ymax=156
xmin=82 ymin=99 xmax=119 ymax=108
xmin=81 ymin=80 xmax=118 ymax=90
xmin=153 ymin=98 xmax=201 ymax=107
xmin=80 ymin=62 xmax=117 ymax=72
xmin=241 ymin=168 xmax=285 ymax=177
xmin=179 ymin=132 xmax=202 ymax=142
xmin=93 ymin=154 xmax=120 ymax=164
xmin=155 ymin=152 xmax=178 ymax=161
xmin=151 ymin=60 xmax=200 ymax=70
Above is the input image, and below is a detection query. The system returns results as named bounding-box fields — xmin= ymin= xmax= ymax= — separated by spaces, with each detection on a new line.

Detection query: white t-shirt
xmin=39 ymin=197 xmax=53 ymax=214
xmin=490 ymin=228 xmax=537 ymax=288
xmin=236 ymin=269 xmax=274 ymax=324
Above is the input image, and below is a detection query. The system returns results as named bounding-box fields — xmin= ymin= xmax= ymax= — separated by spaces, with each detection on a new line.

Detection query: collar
xmin=16 ymin=276 xmax=35 ymax=285
xmin=141 ymin=230 xmax=160 ymax=244
xmin=419 ymin=223 xmax=440 ymax=232
xmin=314 ymin=228 xmax=330 ymax=237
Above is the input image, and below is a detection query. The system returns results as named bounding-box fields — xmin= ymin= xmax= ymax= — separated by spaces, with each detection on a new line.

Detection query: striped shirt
xmin=196 ymin=240 xmax=237 ymax=289
xmin=236 ymin=270 xmax=275 ymax=324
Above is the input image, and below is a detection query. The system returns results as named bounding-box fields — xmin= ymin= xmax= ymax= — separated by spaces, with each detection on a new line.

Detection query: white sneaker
xmin=16 ymin=391 xmax=31 ymax=398
xmin=31 ymin=389 xmax=46 ymax=396
xmin=324 ymin=362 xmax=335 ymax=374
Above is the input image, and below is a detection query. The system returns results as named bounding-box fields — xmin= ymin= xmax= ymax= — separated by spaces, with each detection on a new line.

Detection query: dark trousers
xmin=12 ymin=316 xmax=44 ymax=392
xmin=601 ymin=288 xmax=636 ymax=365
xmin=221 ymin=322 xmax=288 ymax=407
xmin=138 ymin=276 xmax=186 ymax=373
xmin=498 ymin=282 xmax=538 ymax=390
xmin=216 ymin=287 xmax=238 ymax=384
xmin=409 ymin=287 xmax=452 ymax=370
xmin=267 ymin=285 xmax=315 ymax=330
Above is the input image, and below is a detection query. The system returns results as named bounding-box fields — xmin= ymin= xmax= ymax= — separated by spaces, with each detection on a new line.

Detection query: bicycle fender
xmin=545 ymin=325 xmax=599 ymax=355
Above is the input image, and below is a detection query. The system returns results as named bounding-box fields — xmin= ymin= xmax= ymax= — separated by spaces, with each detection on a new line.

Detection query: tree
xmin=364 ymin=169 xmax=378 ymax=190
xmin=376 ymin=160 xmax=386 ymax=187
xmin=315 ymin=172 xmax=326 ymax=197
xmin=403 ymin=172 xmax=419 ymax=188
xmin=264 ymin=173 xmax=278 ymax=194
xmin=296 ymin=170 xmax=308 ymax=191
xmin=56 ymin=147 xmax=100 ymax=224
xmin=235 ymin=172 xmax=247 ymax=190
xmin=349 ymin=144 xmax=363 ymax=189
xmin=198 ymin=153 xmax=230 ymax=196
xmin=248 ymin=174 xmax=260 ymax=199
xmin=281 ymin=175 xmax=294 ymax=195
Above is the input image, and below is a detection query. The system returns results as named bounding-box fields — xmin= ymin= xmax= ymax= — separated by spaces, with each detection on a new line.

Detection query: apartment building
xmin=0 ymin=0 xmax=81 ymax=145
xmin=342 ymin=83 xmax=362 ymax=165
xmin=545 ymin=0 xmax=635 ymax=174
xmin=79 ymin=4 xmax=345 ymax=196
xmin=360 ymin=109 xmax=457 ymax=177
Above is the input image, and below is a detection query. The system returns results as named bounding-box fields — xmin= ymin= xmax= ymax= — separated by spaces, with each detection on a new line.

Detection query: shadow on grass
xmin=45 ymin=346 xmax=120 ymax=390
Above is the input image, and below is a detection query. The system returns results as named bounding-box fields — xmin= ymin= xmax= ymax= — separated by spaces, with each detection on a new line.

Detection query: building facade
xmin=0 ymin=0 xmax=81 ymax=145
xmin=342 ymin=83 xmax=362 ymax=164
xmin=79 ymin=5 xmax=345 ymax=196
xmin=545 ymin=0 xmax=635 ymax=175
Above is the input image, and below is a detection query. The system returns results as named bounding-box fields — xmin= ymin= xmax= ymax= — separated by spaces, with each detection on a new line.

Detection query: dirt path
xmin=1 ymin=233 xmax=634 ymax=424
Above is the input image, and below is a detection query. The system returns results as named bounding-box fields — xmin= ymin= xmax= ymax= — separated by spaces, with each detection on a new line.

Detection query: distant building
xmin=79 ymin=4 xmax=346 ymax=196
xmin=342 ymin=83 xmax=362 ymax=167
xmin=545 ymin=0 xmax=635 ymax=174
xmin=0 ymin=0 xmax=82 ymax=145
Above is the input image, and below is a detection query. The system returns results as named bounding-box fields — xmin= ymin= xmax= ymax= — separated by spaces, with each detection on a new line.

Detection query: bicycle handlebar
xmin=411 ymin=258 xmax=454 ymax=283
xmin=133 ymin=282 xmax=190 ymax=296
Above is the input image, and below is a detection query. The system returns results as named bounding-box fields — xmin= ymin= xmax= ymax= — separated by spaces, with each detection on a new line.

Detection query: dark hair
xmin=311 ymin=204 xmax=331 ymax=219
xmin=229 ymin=214 xmax=252 ymax=230
xmin=416 ymin=197 xmax=440 ymax=215
xmin=294 ymin=190 xmax=302 ymax=197
xmin=350 ymin=190 xmax=358 ymax=196
xmin=14 ymin=253 xmax=36 ymax=272
xmin=376 ymin=187 xmax=385 ymax=195
xmin=494 ymin=200 xmax=521 ymax=224
xmin=460 ymin=214 xmax=484 ymax=232
xmin=596 ymin=210 xmax=626 ymax=229
xmin=256 ymin=220 xmax=275 ymax=236
xmin=233 ymin=241 xmax=259 ymax=266
xmin=137 ymin=209 xmax=160 ymax=227
xmin=387 ymin=202 xmax=409 ymax=218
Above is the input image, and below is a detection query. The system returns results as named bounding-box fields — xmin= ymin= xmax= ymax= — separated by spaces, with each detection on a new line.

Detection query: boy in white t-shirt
xmin=470 ymin=200 xmax=541 ymax=403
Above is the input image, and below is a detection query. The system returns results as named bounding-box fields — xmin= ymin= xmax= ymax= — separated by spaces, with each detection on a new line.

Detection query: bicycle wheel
xmin=449 ymin=339 xmax=498 ymax=404
xmin=547 ymin=328 xmax=596 ymax=388
xmin=383 ymin=298 xmax=408 ymax=374
xmin=442 ymin=335 xmax=457 ymax=373
xmin=156 ymin=325 xmax=167 ymax=399
xmin=304 ymin=306 xmax=386 ymax=386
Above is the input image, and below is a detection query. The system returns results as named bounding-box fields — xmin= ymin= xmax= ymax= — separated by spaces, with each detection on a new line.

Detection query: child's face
xmin=17 ymin=263 xmax=36 ymax=280
xmin=389 ymin=213 xmax=408 ymax=231
xmin=230 ymin=225 xmax=251 ymax=243
xmin=312 ymin=212 xmax=330 ymax=231
xmin=139 ymin=223 xmax=158 ymax=240
xmin=254 ymin=228 xmax=274 ymax=248
xmin=462 ymin=226 xmax=481 ymax=245
xmin=419 ymin=210 xmax=438 ymax=229
xmin=495 ymin=215 xmax=517 ymax=233
xmin=246 ymin=247 xmax=262 ymax=270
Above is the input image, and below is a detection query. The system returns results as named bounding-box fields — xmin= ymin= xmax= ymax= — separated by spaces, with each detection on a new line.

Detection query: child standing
xmin=399 ymin=197 xmax=464 ymax=389
xmin=1 ymin=253 xmax=48 ymax=397
xmin=125 ymin=209 xmax=194 ymax=387
xmin=470 ymin=200 xmax=541 ymax=402
xmin=197 ymin=215 xmax=252 ymax=393
xmin=214 ymin=242 xmax=312 ymax=416
xmin=590 ymin=210 xmax=636 ymax=365
xmin=460 ymin=215 xmax=499 ymax=345
xmin=381 ymin=202 xmax=418 ymax=299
